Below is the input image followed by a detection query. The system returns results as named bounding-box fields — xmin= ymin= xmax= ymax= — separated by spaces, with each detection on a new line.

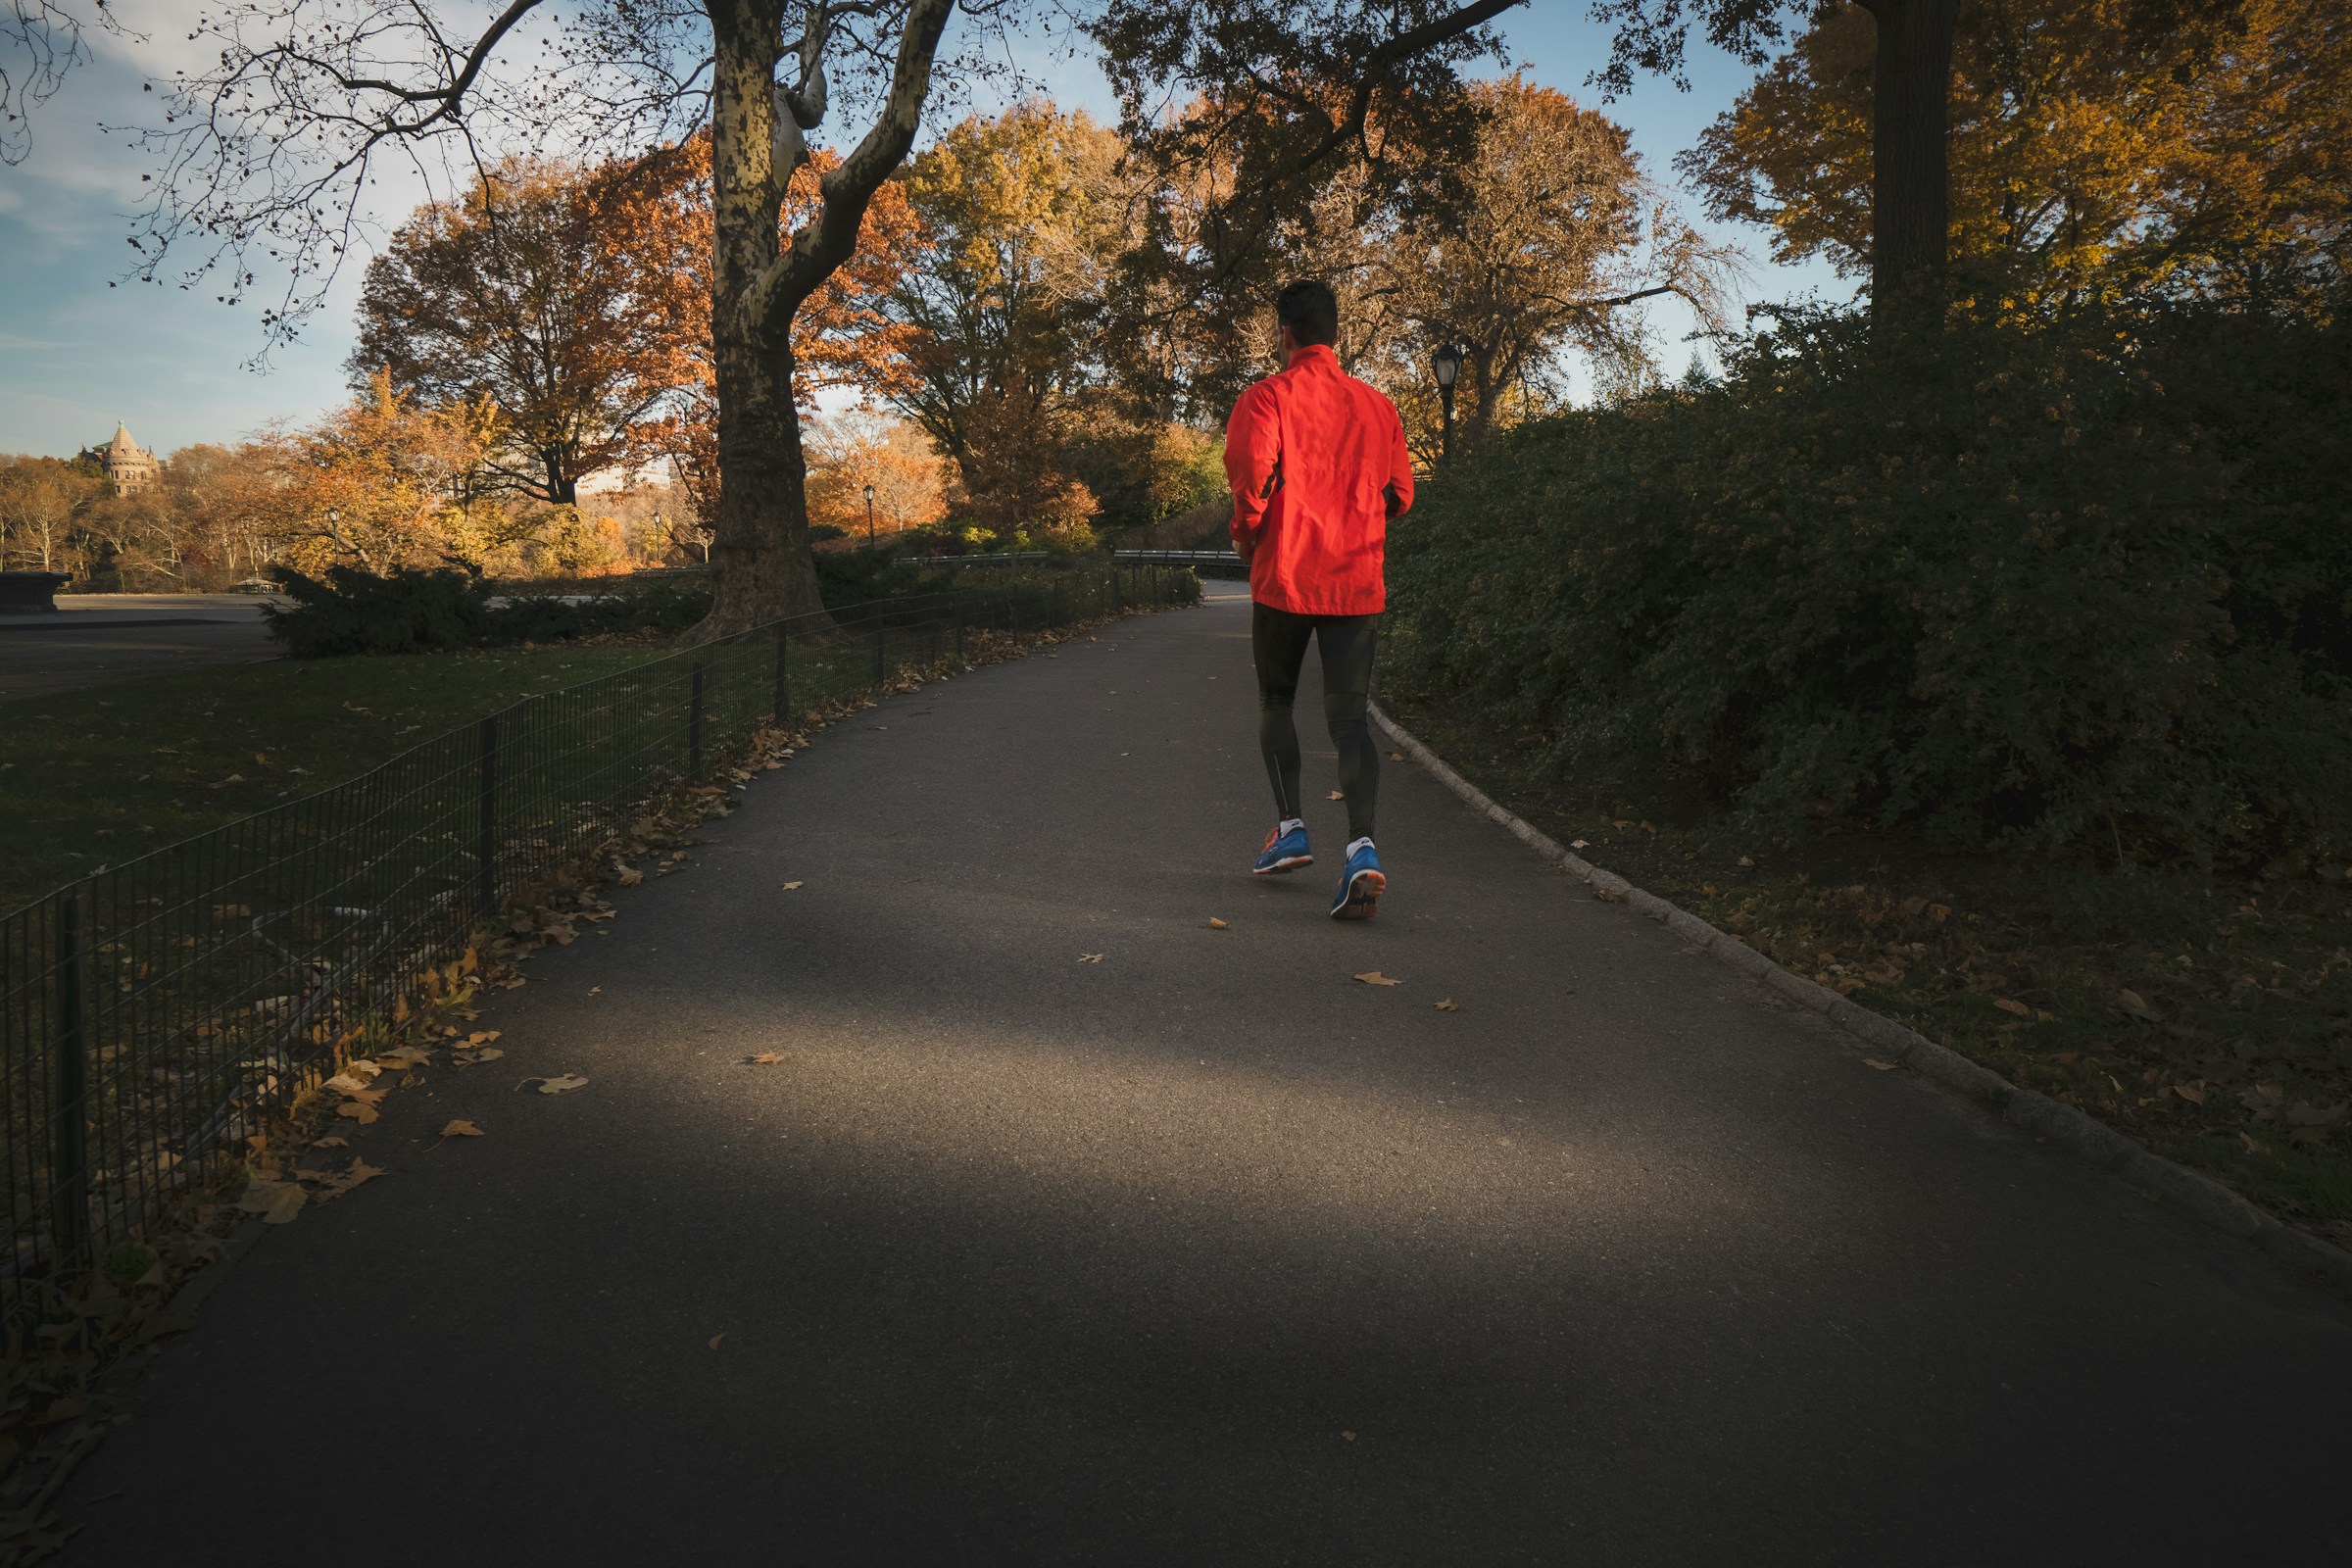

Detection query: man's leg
xmin=1315 ymin=614 xmax=1381 ymax=842
xmin=1252 ymin=603 xmax=1316 ymax=824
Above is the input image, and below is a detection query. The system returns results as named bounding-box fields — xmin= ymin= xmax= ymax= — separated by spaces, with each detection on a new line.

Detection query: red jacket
xmin=1225 ymin=344 xmax=1415 ymax=616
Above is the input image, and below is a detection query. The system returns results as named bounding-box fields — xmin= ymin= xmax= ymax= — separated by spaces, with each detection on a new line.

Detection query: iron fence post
xmin=689 ymin=662 xmax=706 ymax=776
xmin=773 ymin=624 xmax=789 ymax=723
xmin=49 ymin=885 xmax=89 ymax=1272
xmin=476 ymin=713 xmax=499 ymax=918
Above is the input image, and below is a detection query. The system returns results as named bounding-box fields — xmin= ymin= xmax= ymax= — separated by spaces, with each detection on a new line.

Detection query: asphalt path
xmin=0 ymin=595 xmax=279 ymax=702
xmin=62 ymin=592 xmax=2352 ymax=1564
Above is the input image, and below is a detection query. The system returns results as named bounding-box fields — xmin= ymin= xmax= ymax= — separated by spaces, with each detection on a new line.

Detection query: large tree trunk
xmin=1861 ymin=0 xmax=1960 ymax=318
xmin=693 ymin=0 xmax=830 ymax=640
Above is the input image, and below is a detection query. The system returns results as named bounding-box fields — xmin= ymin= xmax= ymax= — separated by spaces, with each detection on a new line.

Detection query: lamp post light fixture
xmin=1431 ymin=343 xmax=1463 ymax=462
xmin=863 ymin=482 xmax=877 ymax=544
xmin=323 ymin=506 xmax=343 ymax=555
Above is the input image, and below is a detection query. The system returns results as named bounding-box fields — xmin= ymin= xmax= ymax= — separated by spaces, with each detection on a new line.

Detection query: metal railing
xmin=1113 ymin=549 xmax=1247 ymax=578
xmin=1 ymin=566 xmax=1192 ymax=1317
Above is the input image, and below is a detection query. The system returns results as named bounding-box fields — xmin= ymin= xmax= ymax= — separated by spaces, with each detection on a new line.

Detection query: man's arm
xmin=1225 ymin=384 xmax=1281 ymax=560
xmin=1385 ymin=403 xmax=1416 ymax=519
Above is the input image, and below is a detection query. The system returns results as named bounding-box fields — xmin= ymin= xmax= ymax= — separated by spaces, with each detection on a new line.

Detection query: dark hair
xmin=1276 ymin=280 xmax=1339 ymax=347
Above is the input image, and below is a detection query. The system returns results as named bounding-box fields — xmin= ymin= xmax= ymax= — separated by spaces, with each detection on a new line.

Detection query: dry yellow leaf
xmin=235 ymin=1181 xmax=306 ymax=1225
xmin=440 ymin=1120 xmax=485 ymax=1138
xmin=1328 ymin=791 xmax=1345 ymax=801
xmin=2172 ymin=1084 xmax=2205 ymax=1104
xmin=314 ymin=1136 xmax=349 ymax=1149
xmin=614 ymin=863 xmax=645 ymax=887
xmin=1078 ymin=953 xmax=1103 ymax=963
xmin=709 ymin=1334 xmax=726 ymax=1350
xmin=2115 ymin=989 xmax=2162 ymax=1023
xmin=783 ymin=881 xmax=804 ymax=891
xmin=1435 ymin=999 xmax=1457 ymax=1012
xmin=1865 ymin=1058 xmax=1899 ymax=1071
xmin=1208 ymin=917 xmax=1229 ymax=930
xmin=1353 ymin=971 xmax=1401 ymax=987
xmin=337 ymin=1102 xmax=379 ymax=1124
xmin=1994 ymin=998 xmax=2031 ymax=1016
xmin=538 ymin=1074 xmax=590 ymax=1095
xmin=750 ymin=1053 xmax=786 ymax=1065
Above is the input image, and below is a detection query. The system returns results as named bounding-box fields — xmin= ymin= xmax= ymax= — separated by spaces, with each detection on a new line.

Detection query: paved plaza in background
xmin=59 ymin=594 xmax=2352 ymax=1564
xmin=0 ymin=595 xmax=278 ymax=703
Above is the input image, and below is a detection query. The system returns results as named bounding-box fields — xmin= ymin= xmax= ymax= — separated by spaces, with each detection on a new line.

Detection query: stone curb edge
xmin=1368 ymin=700 xmax=2352 ymax=1295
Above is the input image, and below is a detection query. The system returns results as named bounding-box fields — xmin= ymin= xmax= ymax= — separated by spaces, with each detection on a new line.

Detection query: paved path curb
xmin=1369 ymin=700 xmax=2352 ymax=1295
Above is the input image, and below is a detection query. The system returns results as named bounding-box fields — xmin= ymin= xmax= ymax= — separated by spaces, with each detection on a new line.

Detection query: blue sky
xmin=0 ymin=1 xmax=1845 ymax=461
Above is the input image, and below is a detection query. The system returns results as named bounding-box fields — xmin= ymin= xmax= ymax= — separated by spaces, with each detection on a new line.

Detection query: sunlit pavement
xmin=62 ymin=593 xmax=2352 ymax=1564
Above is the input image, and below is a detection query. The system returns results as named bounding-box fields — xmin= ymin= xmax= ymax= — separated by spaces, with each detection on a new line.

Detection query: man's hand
xmin=1233 ymin=533 xmax=1256 ymax=564
xmin=1384 ymin=481 xmax=1402 ymax=519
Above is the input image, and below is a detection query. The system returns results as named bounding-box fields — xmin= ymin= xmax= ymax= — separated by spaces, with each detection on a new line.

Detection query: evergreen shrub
xmin=1384 ymin=305 xmax=2352 ymax=865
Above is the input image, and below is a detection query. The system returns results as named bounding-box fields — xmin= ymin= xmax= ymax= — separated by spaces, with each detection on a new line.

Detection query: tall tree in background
xmin=1680 ymin=0 xmax=2352 ymax=313
xmin=1092 ymin=0 xmax=1528 ymax=402
xmin=111 ymin=0 xmax=971 ymax=638
xmin=621 ymin=132 xmax=922 ymax=552
xmin=352 ymin=158 xmax=700 ymax=506
xmin=1363 ymin=75 xmax=1741 ymax=451
xmin=883 ymin=101 xmax=1125 ymax=476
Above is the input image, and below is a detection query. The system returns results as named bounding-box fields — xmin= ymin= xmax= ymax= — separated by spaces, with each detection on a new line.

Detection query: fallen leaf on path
xmin=782 ymin=882 xmax=804 ymax=891
xmin=1208 ymin=917 xmax=1229 ymax=930
xmin=376 ymin=1046 xmax=432 ymax=1069
xmin=2238 ymin=1129 xmax=2270 ymax=1154
xmin=308 ymin=1160 xmax=387 ymax=1201
xmin=453 ymin=1047 xmax=504 ymax=1064
xmin=1435 ymin=999 xmax=1457 ymax=1011
xmin=1387 ymin=751 xmax=1403 ymax=760
xmin=588 ymin=986 xmax=602 ymax=996
xmin=321 ymin=1072 xmax=373 ymax=1097
xmin=1865 ymin=1058 xmax=1898 ymax=1071
xmin=315 ymin=1136 xmax=348 ymax=1149
xmin=337 ymin=1102 xmax=379 ymax=1125
xmin=1342 ymin=1431 xmax=1357 ymax=1442
xmin=1570 ymin=839 xmax=1591 ymax=850
xmin=2115 ymin=989 xmax=2162 ymax=1023
xmin=709 ymin=1334 xmax=726 ymax=1349
xmin=1994 ymin=998 xmax=2032 ymax=1016
xmin=614 ymin=863 xmax=644 ymax=887
xmin=440 ymin=1120 xmax=485 ymax=1138
xmin=1328 ymin=791 xmax=1345 ymax=801
xmin=2171 ymin=1084 xmax=2206 ymax=1104
xmin=236 ymin=1181 xmax=306 ymax=1224
xmin=1079 ymin=953 xmax=1103 ymax=962
xmin=1737 ymin=856 xmax=1755 ymax=868
xmin=749 ymin=1053 xmax=786 ymax=1065
xmin=1593 ymin=887 xmax=1623 ymax=903
xmin=538 ymin=1074 xmax=590 ymax=1095
xmin=1353 ymin=971 xmax=1401 ymax=987
xmin=467 ymin=1031 xmax=501 ymax=1045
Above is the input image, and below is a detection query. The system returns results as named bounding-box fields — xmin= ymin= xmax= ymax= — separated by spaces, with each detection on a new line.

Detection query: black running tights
xmin=1252 ymin=603 xmax=1379 ymax=843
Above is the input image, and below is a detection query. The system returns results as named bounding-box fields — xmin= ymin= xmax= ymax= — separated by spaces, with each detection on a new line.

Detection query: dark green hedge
xmin=1384 ymin=305 xmax=2352 ymax=866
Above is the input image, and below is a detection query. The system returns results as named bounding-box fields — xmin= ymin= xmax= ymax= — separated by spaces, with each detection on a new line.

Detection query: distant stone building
xmin=79 ymin=423 xmax=162 ymax=496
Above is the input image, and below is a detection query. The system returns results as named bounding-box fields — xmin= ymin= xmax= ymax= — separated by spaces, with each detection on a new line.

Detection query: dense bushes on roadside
xmin=263 ymin=552 xmax=1199 ymax=661
xmin=261 ymin=566 xmax=711 ymax=658
xmin=1384 ymin=303 xmax=2352 ymax=866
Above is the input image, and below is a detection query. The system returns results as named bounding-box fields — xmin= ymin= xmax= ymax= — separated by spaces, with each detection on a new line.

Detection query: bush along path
xmin=0 ymin=602 xmax=1170 ymax=1567
xmin=41 ymin=593 xmax=2352 ymax=1566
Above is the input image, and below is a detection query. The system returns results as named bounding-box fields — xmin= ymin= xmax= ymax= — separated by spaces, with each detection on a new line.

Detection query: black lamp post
xmin=863 ymin=483 xmax=876 ymax=544
xmin=1431 ymin=343 xmax=1463 ymax=462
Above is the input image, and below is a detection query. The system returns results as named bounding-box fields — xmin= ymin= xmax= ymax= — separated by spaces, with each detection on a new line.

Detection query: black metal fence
xmin=1 ymin=566 xmax=1191 ymax=1319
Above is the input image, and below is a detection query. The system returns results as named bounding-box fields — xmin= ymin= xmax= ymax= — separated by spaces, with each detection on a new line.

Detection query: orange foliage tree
xmin=617 ymin=132 xmax=922 ymax=557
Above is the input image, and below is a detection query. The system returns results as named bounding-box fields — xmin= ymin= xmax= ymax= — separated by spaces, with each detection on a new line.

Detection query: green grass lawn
xmin=0 ymin=644 xmax=666 ymax=916
xmin=1382 ymin=697 xmax=2352 ymax=1251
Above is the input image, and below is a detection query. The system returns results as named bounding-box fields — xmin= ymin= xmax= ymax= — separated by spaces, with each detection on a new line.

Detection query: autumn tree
xmin=621 ymin=132 xmax=921 ymax=553
xmin=1680 ymin=0 xmax=2352 ymax=314
xmin=0 ymin=456 xmax=101 ymax=571
xmin=353 ymin=157 xmax=700 ymax=505
xmin=1360 ymin=76 xmax=1741 ymax=453
xmin=803 ymin=413 xmax=949 ymax=539
xmin=26 ymin=0 xmax=1528 ymax=634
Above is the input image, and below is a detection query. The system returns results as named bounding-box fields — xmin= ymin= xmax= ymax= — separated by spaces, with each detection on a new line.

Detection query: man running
xmin=1225 ymin=279 xmax=1415 ymax=919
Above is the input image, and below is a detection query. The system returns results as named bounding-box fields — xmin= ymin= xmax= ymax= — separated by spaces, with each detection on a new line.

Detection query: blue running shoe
xmin=1253 ymin=821 xmax=1313 ymax=875
xmin=1330 ymin=841 xmax=1386 ymax=919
